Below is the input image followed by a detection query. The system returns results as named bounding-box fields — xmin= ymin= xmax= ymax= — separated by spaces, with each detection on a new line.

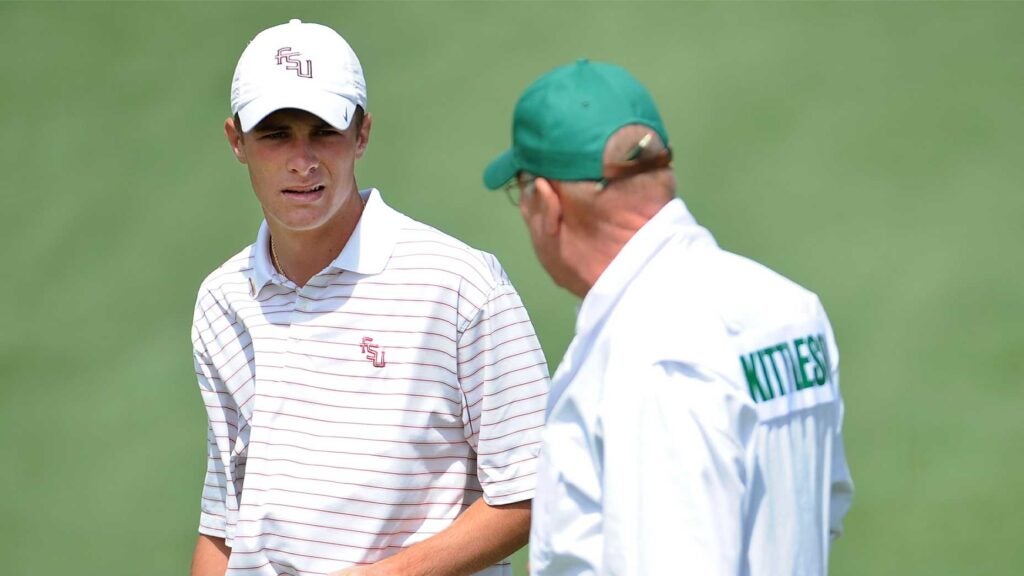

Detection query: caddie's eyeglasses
xmin=502 ymin=172 xmax=537 ymax=206
xmin=501 ymin=134 xmax=672 ymax=205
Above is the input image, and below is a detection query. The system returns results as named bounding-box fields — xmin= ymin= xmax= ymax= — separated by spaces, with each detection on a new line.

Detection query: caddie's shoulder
xmin=700 ymin=249 xmax=828 ymax=328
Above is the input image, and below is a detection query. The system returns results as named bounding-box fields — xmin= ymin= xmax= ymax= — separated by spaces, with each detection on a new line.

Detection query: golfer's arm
xmin=374 ymin=498 xmax=531 ymax=576
xmin=191 ymin=533 xmax=230 ymax=576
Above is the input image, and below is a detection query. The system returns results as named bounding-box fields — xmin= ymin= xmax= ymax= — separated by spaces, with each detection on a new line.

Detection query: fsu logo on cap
xmin=275 ymin=47 xmax=312 ymax=78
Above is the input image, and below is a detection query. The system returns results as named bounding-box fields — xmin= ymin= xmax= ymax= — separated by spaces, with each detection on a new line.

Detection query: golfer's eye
xmin=261 ymin=131 xmax=288 ymax=140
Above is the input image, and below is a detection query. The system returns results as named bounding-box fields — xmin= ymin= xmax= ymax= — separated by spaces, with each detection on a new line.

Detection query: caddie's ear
xmin=224 ymin=117 xmax=247 ymax=164
xmin=533 ymin=177 xmax=563 ymax=237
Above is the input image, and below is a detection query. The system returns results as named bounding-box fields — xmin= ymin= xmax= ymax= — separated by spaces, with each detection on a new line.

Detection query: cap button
xmin=289 ymin=18 xmax=302 ymax=24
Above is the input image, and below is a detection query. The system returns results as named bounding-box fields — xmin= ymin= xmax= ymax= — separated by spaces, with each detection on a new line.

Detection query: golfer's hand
xmin=328 ymin=568 xmax=370 ymax=576
xmin=328 ymin=564 xmax=399 ymax=576
xmin=329 ymin=567 xmax=367 ymax=575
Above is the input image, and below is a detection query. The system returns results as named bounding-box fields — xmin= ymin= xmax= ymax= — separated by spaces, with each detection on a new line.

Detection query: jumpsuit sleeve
xmin=821 ymin=308 xmax=853 ymax=541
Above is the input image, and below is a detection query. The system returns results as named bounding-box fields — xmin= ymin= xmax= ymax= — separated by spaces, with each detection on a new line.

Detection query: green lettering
xmin=741 ymin=353 xmax=769 ymax=403
xmin=755 ymin=350 xmax=776 ymax=400
xmin=793 ymin=337 xmax=813 ymax=390
xmin=776 ymin=343 xmax=799 ymax=394
xmin=762 ymin=348 xmax=786 ymax=397
xmin=807 ymin=335 xmax=827 ymax=386
xmin=817 ymin=334 xmax=833 ymax=385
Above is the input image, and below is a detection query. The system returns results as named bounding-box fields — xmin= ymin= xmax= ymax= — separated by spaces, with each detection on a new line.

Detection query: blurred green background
xmin=2 ymin=1 xmax=1022 ymax=574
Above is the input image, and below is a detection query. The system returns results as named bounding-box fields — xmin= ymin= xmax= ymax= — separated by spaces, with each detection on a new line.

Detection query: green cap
xmin=483 ymin=59 xmax=669 ymax=190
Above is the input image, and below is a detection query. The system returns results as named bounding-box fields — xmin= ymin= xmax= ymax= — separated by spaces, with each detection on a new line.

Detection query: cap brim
xmin=238 ymin=91 xmax=358 ymax=132
xmin=483 ymin=149 xmax=518 ymax=190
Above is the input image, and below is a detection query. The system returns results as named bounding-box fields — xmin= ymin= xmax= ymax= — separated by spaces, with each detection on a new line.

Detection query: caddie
xmin=189 ymin=19 xmax=549 ymax=576
xmin=482 ymin=59 xmax=854 ymax=575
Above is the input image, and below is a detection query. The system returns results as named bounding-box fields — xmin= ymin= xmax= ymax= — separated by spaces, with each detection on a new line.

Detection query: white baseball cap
xmin=230 ymin=19 xmax=367 ymax=132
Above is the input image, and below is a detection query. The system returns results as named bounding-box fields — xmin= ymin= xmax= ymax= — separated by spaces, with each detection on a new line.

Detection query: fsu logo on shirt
xmin=360 ymin=337 xmax=386 ymax=368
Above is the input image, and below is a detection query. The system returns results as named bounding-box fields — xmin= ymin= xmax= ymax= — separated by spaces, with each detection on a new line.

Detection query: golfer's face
xmin=236 ymin=108 xmax=368 ymax=234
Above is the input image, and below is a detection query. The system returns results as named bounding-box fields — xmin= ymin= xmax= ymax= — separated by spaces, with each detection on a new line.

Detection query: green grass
xmin=2 ymin=2 xmax=1022 ymax=574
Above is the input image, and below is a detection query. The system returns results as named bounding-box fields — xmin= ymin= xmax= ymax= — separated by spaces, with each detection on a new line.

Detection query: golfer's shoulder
xmin=391 ymin=216 xmax=512 ymax=293
xmin=196 ymin=243 xmax=257 ymax=299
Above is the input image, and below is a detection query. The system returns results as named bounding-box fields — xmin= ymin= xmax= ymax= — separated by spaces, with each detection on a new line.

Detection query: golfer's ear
xmin=224 ymin=117 xmax=247 ymax=164
xmin=534 ymin=177 xmax=563 ymax=237
xmin=354 ymin=112 xmax=372 ymax=159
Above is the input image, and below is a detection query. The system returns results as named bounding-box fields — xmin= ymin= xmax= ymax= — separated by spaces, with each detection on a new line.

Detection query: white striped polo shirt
xmin=192 ymin=188 xmax=550 ymax=576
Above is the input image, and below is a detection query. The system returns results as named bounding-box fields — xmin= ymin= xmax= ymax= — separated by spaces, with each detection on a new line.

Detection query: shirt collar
xmin=250 ymin=221 xmax=278 ymax=295
xmin=574 ymin=198 xmax=717 ymax=337
xmin=248 ymin=188 xmax=400 ymax=296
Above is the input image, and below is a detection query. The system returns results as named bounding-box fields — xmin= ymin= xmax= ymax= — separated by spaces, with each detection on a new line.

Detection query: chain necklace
xmin=270 ymin=237 xmax=285 ymax=276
